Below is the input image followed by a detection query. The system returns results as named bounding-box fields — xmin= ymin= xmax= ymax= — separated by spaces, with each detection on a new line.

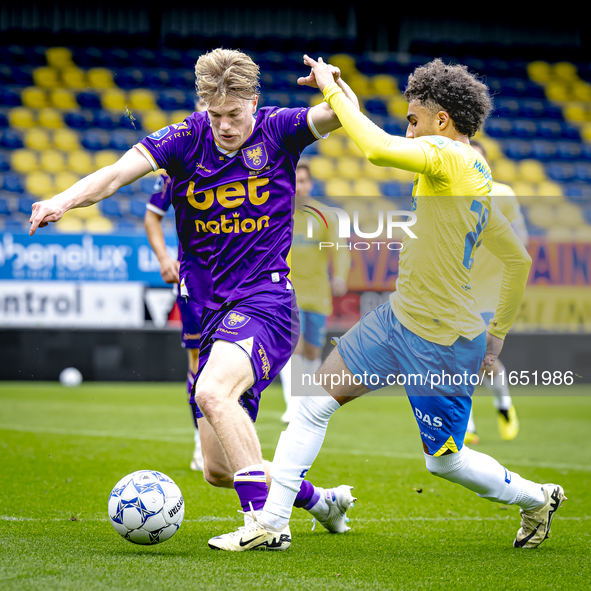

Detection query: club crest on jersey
xmin=223 ymin=312 xmax=251 ymax=330
xmin=242 ymin=142 xmax=268 ymax=171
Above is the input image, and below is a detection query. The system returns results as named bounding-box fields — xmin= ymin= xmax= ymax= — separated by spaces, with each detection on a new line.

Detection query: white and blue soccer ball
xmin=108 ymin=470 xmax=184 ymax=545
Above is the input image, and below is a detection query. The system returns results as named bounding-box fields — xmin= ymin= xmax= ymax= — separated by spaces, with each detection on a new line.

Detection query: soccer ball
xmin=108 ymin=470 xmax=184 ymax=545
xmin=59 ymin=367 xmax=83 ymax=387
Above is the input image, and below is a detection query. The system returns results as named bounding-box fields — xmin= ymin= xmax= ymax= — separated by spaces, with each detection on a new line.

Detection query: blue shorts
xmin=338 ymin=301 xmax=487 ymax=456
xmin=480 ymin=311 xmax=494 ymax=328
xmin=177 ymin=293 xmax=203 ymax=350
xmin=192 ymin=282 xmax=299 ymax=423
xmin=300 ymin=310 xmax=328 ymax=349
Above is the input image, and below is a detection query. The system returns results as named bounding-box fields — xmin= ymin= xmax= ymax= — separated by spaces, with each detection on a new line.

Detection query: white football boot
xmin=208 ymin=507 xmax=291 ymax=551
xmin=513 ymin=483 xmax=567 ymax=548
xmin=308 ymin=485 xmax=356 ymax=533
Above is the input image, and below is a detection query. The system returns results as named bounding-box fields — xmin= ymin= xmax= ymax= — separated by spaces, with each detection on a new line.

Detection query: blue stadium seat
xmin=119 ymin=113 xmax=142 ymax=130
xmin=81 ymin=130 xmax=108 ymax=151
xmin=542 ymin=103 xmax=564 ymax=119
xmin=116 ymin=184 xmax=135 ymax=197
xmin=169 ymin=69 xmax=195 ymax=90
xmin=140 ymin=177 xmax=160 ymax=195
xmin=0 ymin=88 xmax=22 ymax=107
xmin=495 ymin=99 xmax=520 ymax=118
xmin=101 ymin=200 xmax=123 ymax=218
xmin=309 ymin=181 xmax=325 ymax=197
xmin=2 ymin=174 xmax=24 ymax=193
xmin=581 ymin=144 xmax=591 ymax=161
xmin=288 ymin=96 xmax=308 ymax=109
xmin=561 ymin=124 xmax=581 ymax=141
xmin=518 ymin=100 xmax=545 ymax=119
xmin=142 ymin=69 xmax=170 ymax=89
xmin=65 ymin=110 xmax=95 ymax=130
xmin=0 ymin=130 xmax=23 ymax=149
xmin=103 ymin=48 xmax=133 ymax=68
xmin=94 ymin=110 xmax=120 ymax=130
xmin=574 ymin=163 xmax=591 ymax=183
xmin=77 ymin=91 xmax=102 ymax=109
xmin=546 ymin=162 xmax=575 ymax=182
xmin=4 ymin=218 xmax=25 ymax=232
xmin=530 ymin=140 xmax=557 ymax=161
xmin=556 ymin=141 xmax=582 ymax=160
xmin=0 ymin=152 xmax=10 ymax=171
xmin=133 ymin=48 xmax=157 ymax=68
xmin=0 ymin=197 xmax=10 ymax=216
xmin=384 ymin=120 xmax=406 ymax=136
xmin=159 ymin=48 xmax=183 ymax=69
xmin=109 ymin=131 xmax=133 ymax=152
xmin=116 ymin=220 xmax=138 ymax=232
xmin=73 ymin=47 xmax=104 ymax=68
xmin=381 ymin=182 xmax=402 ymax=197
xmin=537 ymin=120 xmax=563 ymax=140
xmin=365 ymin=99 xmax=389 ymax=117
xmin=512 ymin=119 xmax=537 ymax=139
xmin=157 ymin=90 xmax=185 ymax=111
xmin=504 ymin=139 xmax=532 ymax=160
xmin=115 ymin=68 xmax=145 ymax=90
xmin=17 ymin=196 xmax=35 ymax=215
xmin=129 ymin=199 xmax=148 ymax=218
xmin=484 ymin=118 xmax=512 ymax=138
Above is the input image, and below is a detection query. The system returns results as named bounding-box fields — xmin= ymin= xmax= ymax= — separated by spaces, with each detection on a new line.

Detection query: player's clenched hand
xmin=160 ymin=257 xmax=180 ymax=284
xmin=298 ymin=55 xmax=340 ymax=92
xmin=482 ymin=333 xmax=504 ymax=368
xmin=29 ymin=199 xmax=64 ymax=236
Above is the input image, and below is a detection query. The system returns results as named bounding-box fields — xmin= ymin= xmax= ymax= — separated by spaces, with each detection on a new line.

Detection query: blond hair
xmin=195 ymin=48 xmax=260 ymax=106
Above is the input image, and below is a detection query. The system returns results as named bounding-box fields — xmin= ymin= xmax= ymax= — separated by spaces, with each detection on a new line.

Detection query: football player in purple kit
xmin=29 ymin=48 xmax=360 ymax=551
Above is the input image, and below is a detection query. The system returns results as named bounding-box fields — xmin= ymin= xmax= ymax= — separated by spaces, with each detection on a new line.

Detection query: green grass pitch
xmin=1 ymin=381 xmax=590 ymax=590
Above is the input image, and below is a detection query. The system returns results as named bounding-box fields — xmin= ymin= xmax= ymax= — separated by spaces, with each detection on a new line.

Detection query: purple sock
xmin=234 ymin=467 xmax=268 ymax=512
xmin=294 ymin=480 xmax=320 ymax=510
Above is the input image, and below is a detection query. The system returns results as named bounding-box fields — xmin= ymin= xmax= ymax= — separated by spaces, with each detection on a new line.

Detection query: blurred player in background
xmin=279 ymin=160 xmax=350 ymax=423
xmin=29 ymin=48 xmax=361 ymax=552
xmin=217 ymin=56 xmax=565 ymax=552
xmin=464 ymin=139 xmax=529 ymax=444
xmin=143 ymin=100 xmax=207 ymax=471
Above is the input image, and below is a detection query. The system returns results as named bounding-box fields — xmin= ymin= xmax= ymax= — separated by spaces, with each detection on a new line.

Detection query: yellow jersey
xmin=322 ymin=82 xmax=532 ymax=346
xmin=471 ymin=182 xmax=528 ymax=313
xmin=290 ymin=198 xmax=351 ymax=316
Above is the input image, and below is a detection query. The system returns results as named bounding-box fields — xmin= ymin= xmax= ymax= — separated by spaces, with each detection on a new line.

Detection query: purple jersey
xmin=135 ymin=107 xmax=323 ymax=309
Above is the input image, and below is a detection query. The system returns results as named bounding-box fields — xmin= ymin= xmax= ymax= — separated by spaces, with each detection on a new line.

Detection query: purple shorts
xmin=177 ymin=293 xmax=203 ymax=349
xmin=191 ymin=281 xmax=299 ymax=423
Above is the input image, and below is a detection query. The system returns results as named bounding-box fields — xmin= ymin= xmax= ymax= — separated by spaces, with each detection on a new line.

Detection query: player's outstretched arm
xmin=29 ymin=147 xmax=153 ymax=236
xmin=298 ymin=57 xmax=359 ymax=136
xmin=144 ymin=209 xmax=180 ymax=284
xmin=302 ymin=55 xmax=427 ymax=173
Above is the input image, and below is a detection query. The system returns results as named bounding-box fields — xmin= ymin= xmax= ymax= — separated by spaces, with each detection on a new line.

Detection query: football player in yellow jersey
xmin=279 ymin=161 xmax=351 ymax=423
xmin=211 ymin=56 xmax=565 ymax=552
xmin=464 ymin=140 xmax=529 ymax=444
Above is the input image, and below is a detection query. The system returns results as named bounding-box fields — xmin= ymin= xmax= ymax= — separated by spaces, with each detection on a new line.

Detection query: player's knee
xmin=203 ymin=462 xmax=233 ymax=488
xmin=194 ymin=383 xmax=224 ymax=418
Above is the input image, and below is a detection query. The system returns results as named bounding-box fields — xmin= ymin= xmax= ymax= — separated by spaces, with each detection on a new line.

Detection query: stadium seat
xmin=95 ymin=151 xmax=119 ymax=168
xmin=325 ymin=178 xmax=354 ymax=197
xmin=484 ymin=118 xmax=512 ymax=138
xmin=26 ymin=170 xmax=54 ymax=197
xmin=9 ymin=107 xmax=35 ymax=129
xmin=574 ymin=163 xmax=591 ymax=183
xmin=504 ymin=139 xmax=532 ymax=160
xmin=335 ymin=156 xmax=362 ymax=180
xmin=140 ymin=177 xmax=159 ymax=195
xmin=530 ymin=140 xmax=557 ymax=161
xmin=518 ymin=100 xmax=545 ymax=119
xmin=352 ymin=178 xmax=381 ymax=197
xmin=0 ymin=88 xmax=22 ymax=107
xmin=38 ymin=108 xmax=64 ymax=129
xmin=93 ymin=110 xmax=120 ymax=130
xmin=381 ymin=181 xmax=403 ymax=197
xmin=129 ymin=199 xmax=148 ymax=218
xmin=101 ymin=199 xmax=123 ymax=217
xmin=50 ymin=88 xmax=78 ymax=110
xmin=0 ymin=152 xmax=10 ymax=172
xmin=23 ymin=128 xmax=51 ymax=151
xmin=109 ymin=131 xmax=133 ymax=152
xmin=364 ymin=98 xmax=388 ymax=117
xmin=67 ymin=150 xmax=95 ymax=175
xmin=0 ymin=197 xmax=10 ymax=216
xmin=54 ymin=171 xmax=80 ymax=194
xmin=102 ymin=89 xmax=127 ymax=111
xmin=61 ymin=66 xmax=87 ymax=90
xmin=547 ymin=162 xmax=575 ymax=182
xmin=157 ymin=90 xmax=186 ymax=111
xmin=512 ymin=119 xmax=537 ymax=139
xmin=11 ymin=149 xmax=39 ymax=174
xmin=361 ymin=159 xmax=391 ymax=181
xmin=142 ymin=70 xmax=171 ymax=89
xmin=21 ymin=87 xmax=48 ymax=109
xmin=40 ymin=150 xmax=66 ymax=173
xmin=2 ymin=174 xmax=25 ymax=193
xmin=537 ymin=120 xmax=563 ymax=140
xmin=88 ymin=68 xmax=115 ymax=89
xmin=519 ymin=159 xmax=546 ymax=183
xmin=33 ymin=67 xmax=60 ymax=89
xmin=556 ymin=142 xmax=582 ymax=160
xmin=81 ymin=130 xmax=109 ymax=151
xmin=17 ymin=196 xmax=35 ymax=215
xmin=77 ymin=91 xmax=102 ymax=110
xmin=64 ymin=110 xmax=95 ymax=130
xmin=53 ymin=128 xmax=80 ymax=152
xmin=142 ymin=110 xmax=168 ymax=134
xmin=46 ymin=47 xmax=74 ymax=70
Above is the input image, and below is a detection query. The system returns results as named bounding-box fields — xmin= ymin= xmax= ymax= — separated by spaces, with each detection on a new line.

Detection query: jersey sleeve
xmin=265 ymin=107 xmax=324 ymax=156
xmin=146 ymin=174 xmax=172 ymax=217
xmin=481 ymin=202 xmax=532 ymax=339
xmin=414 ymin=136 xmax=468 ymax=184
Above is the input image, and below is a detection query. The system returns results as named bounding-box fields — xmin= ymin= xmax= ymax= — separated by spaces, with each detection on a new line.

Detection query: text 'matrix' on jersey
xmin=136 ymin=107 xmax=324 ymax=309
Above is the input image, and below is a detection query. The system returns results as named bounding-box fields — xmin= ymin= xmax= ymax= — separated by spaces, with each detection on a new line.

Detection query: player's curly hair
xmin=404 ymin=58 xmax=493 ymax=137
xmin=195 ymin=48 xmax=260 ymax=106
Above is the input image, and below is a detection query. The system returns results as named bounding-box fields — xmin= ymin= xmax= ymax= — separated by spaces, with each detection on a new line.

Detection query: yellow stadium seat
xmin=491 ymin=159 xmax=518 ymax=184
xmin=95 ymin=150 xmax=119 ymax=168
xmin=53 ymin=128 xmax=79 ymax=152
xmin=545 ymin=83 xmax=569 ymax=102
xmin=344 ymin=136 xmax=364 ymax=157
xmin=129 ymin=89 xmax=156 ymax=111
xmin=546 ymin=226 xmax=574 ymax=241
xmin=318 ymin=134 xmax=346 ymax=158
xmin=85 ymin=216 xmax=114 ymax=233
xmin=171 ymin=109 xmax=191 ymax=123
xmin=142 ymin=110 xmax=168 ymax=135
xmin=510 ymin=180 xmax=536 ymax=198
xmin=309 ymin=156 xmax=335 ymax=181
xmin=102 ymin=89 xmax=127 ymax=111
xmin=472 ymin=134 xmax=502 ymax=161
xmin=67 ymin=150 xmax=95 ymax=175
xmin=572 ymin=81 xmax=591 ymax=102
xmin=556 ymin=202 xmax=584 ymax=226
xmin=553 ymin=61 xmax=578 ymax=81
xmin=563 ymin=103 xmax=587 ymax=123
xmin=527 ymin=204 xmax=555 ymax=228
xmin=9 ymin=107 xmax=35 ymax=129
xmin=348 ymin=73 xmax=372 ymax=96
xmin=352 ymin=178 xmax=381 ymax=197
xmin=387 ymin=97 xmax=409 ymax=118
xmin=56 ymin=213 xmax=86 ymax=233
xmin=371 ymin=74 xmax=399 ymax=96
xmin=325 ymin=178 xmax=354 ymax=197
xmin=537 ymin=180 xmax=563 ymax=198
xmin=527 ymin=61 xmax=552 ymax=84
xmin=335 ymin=155 xmax=362 ymax=179
xmin=328 ymin=54 xmax=357 ymax=76
xmin=26 ymin=171 xmax=55 ymax=197
xmin=88 ymin=68 xmax=115 ymax=89
xmin=55 ymin=171 xmax=81 ymax=194
xmin=574 ymin=225 xmax=591 ymax=241
xmin=389 ymin=167 xmax=415 ymax=183
xmin=69 ymin=205 xmax=99 ymax=220
xmin=23 ymin=128 xmax=52 ymax=151
xmin=362 ymin=159 xmax=391 ymax=181
xmin=21 ymin=86 xmax=48 ymax=109
xmin=519 ymin=159 xmax=546 ymax=183
xmin=62 ymin=67 xmax=87 ymax=90
xmin=11 ymin=149 xmax=39 ymax=174
xmin=50 ymin=88 xmax=78 ymax=110
xmin=38 ymin=108 xmax=64 ymax=129
xmin=46 ymin=47 xmax=73 ymax=69
xmin=33 ymin=67 xmax=60 ymax=89
xmin=40 ymin=150 xmax=66 ymax=173
xmin=308 ymin=93 xmax=324 ymax=107
xmin=580 ymin=122 xmax=591 ymax=142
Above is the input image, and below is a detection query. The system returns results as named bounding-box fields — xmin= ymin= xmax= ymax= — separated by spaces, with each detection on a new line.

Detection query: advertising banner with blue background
xmin=0 ymin=232 xmax=178 ymax=286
